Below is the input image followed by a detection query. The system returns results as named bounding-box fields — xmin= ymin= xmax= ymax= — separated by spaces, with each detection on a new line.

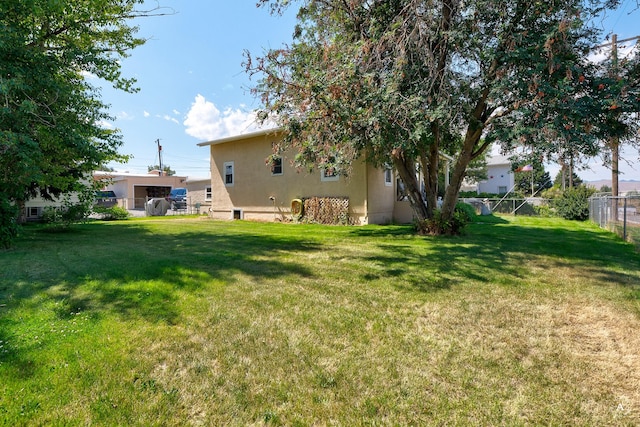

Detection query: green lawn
xmin=1 ymin=216 xmax=639 ymax=425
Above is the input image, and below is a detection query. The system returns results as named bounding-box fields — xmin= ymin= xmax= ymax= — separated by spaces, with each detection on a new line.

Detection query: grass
xmin=1 ymin=215 xmax=640 ymax=425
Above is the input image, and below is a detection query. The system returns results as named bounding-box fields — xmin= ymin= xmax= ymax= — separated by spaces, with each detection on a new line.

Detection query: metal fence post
xmin=623 ymin=197 xmax=628 ymax=241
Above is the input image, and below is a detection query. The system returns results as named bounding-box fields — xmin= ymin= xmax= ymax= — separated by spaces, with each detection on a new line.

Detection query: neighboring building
xmin=23 ymin=193 xmax=81 ymax=222
xmin=477 ymin=155 xmax=514 ymax=195
xmin=197 ymin=129 xmax=418 ymax=224
xmin=94 ymin=171 xmax=188 ymax=210
xmin=184 ymin=177 xmax=212 ymax=214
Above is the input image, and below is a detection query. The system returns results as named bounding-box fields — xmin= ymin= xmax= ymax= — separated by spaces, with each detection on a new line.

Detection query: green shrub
xmin=0 ymin=196 xmax=20 ymax=249
xmin=513 ymin=201 xmax=536 ymax=216
xmin=42 ymin=202 xmax=91 ymax=230
xmin=418 ymin=202 xmax=476 ymax=235
xmin=94 ymin=205 xmax=130 ymax=221
xmin=553 ymin=186 xmax=594 ymax=221
xmin=455 ymin=202 xmax=477 ymax=223
xmin=534 ymin=204 xmax=555 ymax=218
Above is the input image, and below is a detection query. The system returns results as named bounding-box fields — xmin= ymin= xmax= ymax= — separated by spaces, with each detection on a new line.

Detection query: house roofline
xmin=196 ymin=127 xmax=455 ymax=166
xmin=197 ymin=127 xmax=282 ymax=147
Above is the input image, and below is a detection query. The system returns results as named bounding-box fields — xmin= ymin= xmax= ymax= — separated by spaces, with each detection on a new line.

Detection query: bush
xmin=0 ymin=196 xmax=20 ymax=249
xmin=513 ymin=201 xmax=536 ymax=216
xmin=534 ymin=204 xmax=555 ymax=218
xmin=418 ymin=202 xmax=476 ymax=235
xmin=455 ymin=202 xmax=477 ymax=223
xmin=93 ymin=205 xmax=130 ymax=221
xmin=553 ymin=186 xmax=594 ymax=221
xmin=42 ymin=202 xmax=91 ymax=230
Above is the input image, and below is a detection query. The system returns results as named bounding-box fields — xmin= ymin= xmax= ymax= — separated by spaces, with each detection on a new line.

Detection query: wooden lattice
xmin=302 ymin=196 xmax=353 ymax=225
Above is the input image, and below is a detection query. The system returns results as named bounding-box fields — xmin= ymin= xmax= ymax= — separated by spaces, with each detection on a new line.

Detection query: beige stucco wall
xmin=185 ymin=179 xmax=211 ymax=213
xmin=207 ymin=132 xmax=399 ymax=224
xmin=393 ymin=200 xmax=415 ymax=224
xmin=366 ymin=166 xmax=396 ymax=224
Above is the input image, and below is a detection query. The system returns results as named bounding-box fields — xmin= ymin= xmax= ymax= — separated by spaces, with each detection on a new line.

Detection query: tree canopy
xmin=148 ymin=165 xmax=176 ymax=176
xmin=0 ymin=0 xmax=164 ymax=245
xmin=247 ymin=0 xmax=638 ymax=233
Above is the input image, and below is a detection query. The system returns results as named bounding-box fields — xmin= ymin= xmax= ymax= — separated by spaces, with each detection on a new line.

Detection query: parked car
xmin=166 ymin=187 xmax=187 ymax=209
xmin=95 ymin=190 xmax=118 ymax=208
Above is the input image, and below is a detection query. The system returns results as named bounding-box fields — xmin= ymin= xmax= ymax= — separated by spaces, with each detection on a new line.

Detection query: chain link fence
xmin=589 ymin=194 xmax=640 ymax=247
xmin=114 ymin=197 xmax=205 ymax=217
xmin=461 ymin=197 xmax=551 ymax=216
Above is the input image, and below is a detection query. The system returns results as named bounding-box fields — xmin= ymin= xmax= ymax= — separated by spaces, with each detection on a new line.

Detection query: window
xmin=384 ymin=168 xmax=393 ymax=186
xmin=224 ymin=161 xmax=234 ymax=186
xmin=498 ymin=186 xmax=507 ymax=194
xmin=205 ymin=186 xmax=212 ymax=201
xmin=397 ymin=178 xmax=409 ymax=201
xmin=321 ymin=156 xmax=339 ymax=182
xmin=271 ymin=157 xmax=283 ymax=175
xmin=321 ymin=167 xmax=339 ymax=182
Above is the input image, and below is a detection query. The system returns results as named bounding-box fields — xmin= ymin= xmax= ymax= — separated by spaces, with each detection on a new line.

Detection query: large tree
xmin=0 ymin=0 xmax=165 ymax=244
xmin=246 ymin=0 xmax=632 ymax=234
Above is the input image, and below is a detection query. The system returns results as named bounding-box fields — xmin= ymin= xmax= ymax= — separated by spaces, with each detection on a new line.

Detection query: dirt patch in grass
xmin=555 ymin=300 xmax=640 ymax=417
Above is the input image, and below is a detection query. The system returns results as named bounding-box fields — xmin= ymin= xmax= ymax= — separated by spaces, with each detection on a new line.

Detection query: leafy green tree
xmin=513 ymin=162 xmax=552 ymax=197
xmin=0 ymin=0 xmax=166 ymax=245
xmin=553 ymin=169 xmax=583 ymax=190
xmin=247 ymin=0 xmax=629 ymax=234
xmin=147 ymin=165 xmax=176 ymax=176
xmin=599 ymin=185 xmax=612 ymax=193
xmin=594 ymin=40 xmax=640 ymax=199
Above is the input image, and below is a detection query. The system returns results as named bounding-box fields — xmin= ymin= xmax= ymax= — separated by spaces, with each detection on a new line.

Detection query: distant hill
xmin=587 ymin=180 xmax=640 ymax=193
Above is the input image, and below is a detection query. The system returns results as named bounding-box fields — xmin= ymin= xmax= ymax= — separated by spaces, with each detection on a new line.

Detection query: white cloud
xmin=183 ymin=94 xmax=270 ymax=141
xmin=143 ymin=111 xmax=150 ymax=118
xmin=97 ymin=120 xmax=115 ymax=130
xmin=117 ymin=111 xmax=134 ymax=121
xmin=161 ymin=114 xmax=180 ymax=124
xmin=172 ymin=109 xmax=181 ymax=115
xmin=81 ymin=70 xmax=98 ymax=80
xmin=589 ymin=43 xmax=637 ymax=64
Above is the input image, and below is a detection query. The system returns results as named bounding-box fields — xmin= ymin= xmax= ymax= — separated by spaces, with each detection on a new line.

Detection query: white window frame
xmin=27 ymin=207 xmax=40 ymax=218
xmin=224 ymin=161 xmax=234 ymax=187
xmin=321 ymin=167 xmax=339 ymax=182
xmin=384 ymin=168 xmax=393 ymax=186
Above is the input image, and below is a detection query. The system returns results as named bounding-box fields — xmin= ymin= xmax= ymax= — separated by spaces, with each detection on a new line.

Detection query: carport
xmin=133 ymin=185 xmax=171 ymax=209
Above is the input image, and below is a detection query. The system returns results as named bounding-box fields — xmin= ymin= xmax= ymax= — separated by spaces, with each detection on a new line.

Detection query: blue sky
xmin=100 ymin=1 xmax=640 ymax=182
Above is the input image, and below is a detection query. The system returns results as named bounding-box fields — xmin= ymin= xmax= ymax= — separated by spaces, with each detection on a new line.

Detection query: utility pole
xmin=610 ymin=34 xmax=620 ymax=220
xmin=155 ymin=139 xmax=163 ymax=176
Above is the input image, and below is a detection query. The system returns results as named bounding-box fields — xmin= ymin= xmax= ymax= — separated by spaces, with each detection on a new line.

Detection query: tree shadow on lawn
xmin=352 ymin=217 xmax=640 ymax=293
xmin=0 ymin=222 xmax=323 ymax=379
xmin=2 ymin=222 xmax=320 ymax=325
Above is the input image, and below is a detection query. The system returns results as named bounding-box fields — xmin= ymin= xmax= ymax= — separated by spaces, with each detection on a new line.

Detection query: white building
xmin=477 ymin=155 xmax=514 ymax=195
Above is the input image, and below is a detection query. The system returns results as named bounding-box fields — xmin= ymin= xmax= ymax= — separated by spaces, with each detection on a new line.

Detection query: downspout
xmin=363 ymin=160 xmax=369 ymax=224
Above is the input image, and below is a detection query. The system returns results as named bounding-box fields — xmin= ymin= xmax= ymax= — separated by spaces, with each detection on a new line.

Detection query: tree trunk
xmin=17 ymin=200 xmax=27 ymax=224
xmin=392 ymin=151 xmax=429 ymax=222
xmin=441 ymin=127 xmax=482 ymax=219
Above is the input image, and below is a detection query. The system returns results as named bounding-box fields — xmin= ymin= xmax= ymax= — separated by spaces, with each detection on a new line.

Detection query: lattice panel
xmin=302 ymin=196 xmax=352 ymax=225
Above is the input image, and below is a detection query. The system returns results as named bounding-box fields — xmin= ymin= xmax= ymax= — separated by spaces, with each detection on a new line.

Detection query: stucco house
xmin=197 ymin=129 xmax=423 ymax=224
